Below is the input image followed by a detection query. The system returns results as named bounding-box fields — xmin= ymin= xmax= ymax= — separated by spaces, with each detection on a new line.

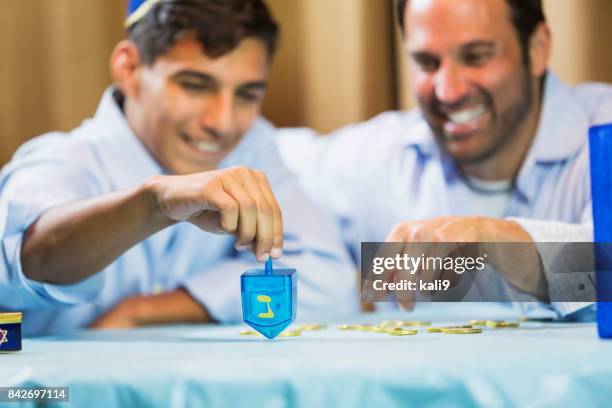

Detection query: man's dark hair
xmin=127 ymin=0 xmax=279 ymax=65
xmin=396 ymin=0 xmax=545 ymax=63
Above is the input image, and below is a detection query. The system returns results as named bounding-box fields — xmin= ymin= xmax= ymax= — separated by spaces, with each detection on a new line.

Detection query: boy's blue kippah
xmin=125 ymin=0 xmax=160 ymax=28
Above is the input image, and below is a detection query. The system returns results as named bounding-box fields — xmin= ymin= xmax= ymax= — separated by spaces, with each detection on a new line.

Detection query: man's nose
xmin=434 ymin=62 xmax=470 ymax=106
xmin=201 ymin=91 xmax=235 ymax=135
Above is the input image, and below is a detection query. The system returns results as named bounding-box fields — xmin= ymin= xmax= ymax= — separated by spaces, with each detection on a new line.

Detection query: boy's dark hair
xmin=127 ymin=0 xmax=279 ymax=65
xmin=396 ymin=0 xmax=545 ymax=64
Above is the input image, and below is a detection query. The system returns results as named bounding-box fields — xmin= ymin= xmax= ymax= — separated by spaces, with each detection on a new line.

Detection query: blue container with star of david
xmin=0 ymin=312 xmax=22 ymax=353
xmin=241 ymin=267 xmax=297 ymax=339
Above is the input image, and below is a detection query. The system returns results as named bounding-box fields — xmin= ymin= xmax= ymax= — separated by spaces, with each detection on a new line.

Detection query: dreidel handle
xmin=265 ymin=258 xmax=273 ymax=275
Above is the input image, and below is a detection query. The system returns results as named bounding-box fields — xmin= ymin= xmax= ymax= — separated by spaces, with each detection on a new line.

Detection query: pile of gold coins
xmin=338 ymin=320 xmax=432 ymax=336
xmin=239 ymin=320 xmax=520 ymax=337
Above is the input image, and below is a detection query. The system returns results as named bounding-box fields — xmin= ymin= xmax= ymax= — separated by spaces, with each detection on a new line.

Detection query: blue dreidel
xmin=589 ymin=123 xmax=612 ymax=338
xmin=241 ymin=258 xmax=297 ymax=339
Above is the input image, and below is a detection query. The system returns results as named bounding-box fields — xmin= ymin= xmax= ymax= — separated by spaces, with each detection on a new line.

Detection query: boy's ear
xmin=110 ymin=40 xmax=143 ymax=99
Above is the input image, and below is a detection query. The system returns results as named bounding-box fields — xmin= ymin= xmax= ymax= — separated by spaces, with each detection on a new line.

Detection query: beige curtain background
xmin=2 ymin=1 xmax=611 ymax=166
xmin=0 ymin=1 xmax=125 ymax=166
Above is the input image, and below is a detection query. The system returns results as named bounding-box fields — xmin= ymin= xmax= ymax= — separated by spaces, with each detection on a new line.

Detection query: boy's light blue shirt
xmin=0 ymin=88 xmax=359 ymax=335
xmin=278 ymin=73 xmax=612 ymax=318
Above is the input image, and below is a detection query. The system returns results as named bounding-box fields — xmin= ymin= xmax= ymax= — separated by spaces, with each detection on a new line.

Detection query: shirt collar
xmin=515 ymin=72 xmax=589 ymax=203
xmin=89 ymin=87 xmax=164 ymax=190
xmin=401 ymin=110 xmax=439 ymax=156
xmin=524 ymin=72 xmax=588 ymax=163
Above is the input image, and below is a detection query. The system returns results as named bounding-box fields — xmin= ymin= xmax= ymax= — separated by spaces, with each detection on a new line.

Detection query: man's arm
xmin=509 ymin=217 xmax=595 ymax=317
xmin=89 ymin=288 xmax=212 ymax=329
xmin=21 ymin=166 xmax=283 ymax=285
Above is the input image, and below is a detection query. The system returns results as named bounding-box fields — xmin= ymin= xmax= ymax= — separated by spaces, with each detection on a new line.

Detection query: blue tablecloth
xmin=3 ymin=303 xmax=611 ymax=407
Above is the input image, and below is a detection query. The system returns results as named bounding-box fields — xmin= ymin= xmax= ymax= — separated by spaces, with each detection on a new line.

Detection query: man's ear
xmin=110 ymin=40 xmax=143 ymax=99
xmin=528 ymin=22 xmax=551 ymax=78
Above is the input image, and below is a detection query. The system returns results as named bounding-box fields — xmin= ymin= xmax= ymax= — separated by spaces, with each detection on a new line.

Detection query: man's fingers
xmin=384 ymin=222 xmax=409 ymax=242
xmin=254 ymin=171 xmax=283 ymax=258
xmin=398 ymin=299 xmax=415 ymax=312
xmin=394 ymin=244 xmax=416 ymax=310
xmin=383 ymin=223 xmax=421 ymax=311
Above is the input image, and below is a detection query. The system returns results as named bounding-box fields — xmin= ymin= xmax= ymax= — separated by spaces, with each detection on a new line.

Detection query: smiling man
xmin=279 ymin=0 xmax=612 ymax=317
xmin=0 ymin=0 xmax=358 ymax=334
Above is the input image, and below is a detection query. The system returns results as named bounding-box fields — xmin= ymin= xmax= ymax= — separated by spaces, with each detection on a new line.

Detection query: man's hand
xmin=89 ymin=288 xmax=212 ymax=329
xmin=146 ymin=165 xmax=283 ymax=262
xmin=377 ymin=216 xmax=547 ymax=310
xmin=385 ymin=216 xmax=533 ymax=244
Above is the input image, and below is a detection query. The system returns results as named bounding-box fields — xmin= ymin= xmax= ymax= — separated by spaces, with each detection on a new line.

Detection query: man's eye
xmin=463 ymin=52 xmax=491 ymax=67
xmin=413 ymin=56 xmax=440 ymax=72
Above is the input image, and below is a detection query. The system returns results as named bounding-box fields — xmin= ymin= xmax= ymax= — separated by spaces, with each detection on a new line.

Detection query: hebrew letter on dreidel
xmin=256 ymin=295 xmax=275 ymax=318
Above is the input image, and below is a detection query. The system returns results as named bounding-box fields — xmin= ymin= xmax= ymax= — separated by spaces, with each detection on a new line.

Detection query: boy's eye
xmin=179 ymin=81 xmax=212 ymax=92
xmin=237 ymin=91 xmax=262 ymax=103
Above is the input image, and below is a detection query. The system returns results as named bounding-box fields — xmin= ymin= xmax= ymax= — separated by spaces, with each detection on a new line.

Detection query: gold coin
xmin=441 ymin=328 xmax=482 ymax=334
xmin=298 ymin=324 xmax=326 ymax=331
xmin=386 ymin=327 xmax=405 ymax=333
xmin=279 ymin=330 xmax=302 ymax=337
xmin=496 ymin=322 xmax=519 ymax=328
xmin=357 ymin=324 xmax=377 ymax=331
xmin=379 ymin=320 xmax=431 ymax=329
xmin=426 ymin=325 xmax=471 ymax=333
xmin=373 ymin=326 xmax=390 ymax=333
xmin=379 ymin=320 xmax=404 ymax=328
xmin=405 ymin=321 xmax=431 ymax=326
xmin=486 ymin=321 xmax=520 ymax=328
xmin=469 ymin=320 xmax=487 ymax=326
xmin=388 ymin=329 xmax=418 ymax=336
xmin=239 ymin=330 xmax=260 ymax=336
xmin=338 ymin=324 xmax=360 ymax=330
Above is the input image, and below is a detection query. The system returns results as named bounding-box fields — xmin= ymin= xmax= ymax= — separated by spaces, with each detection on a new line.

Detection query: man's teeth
xmin=448 ymin=105 xmax=487 ymax=124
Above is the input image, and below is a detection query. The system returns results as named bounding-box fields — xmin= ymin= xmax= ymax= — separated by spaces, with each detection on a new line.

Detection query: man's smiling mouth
xmin=447 ymin=104 xmax=488 ymax=125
